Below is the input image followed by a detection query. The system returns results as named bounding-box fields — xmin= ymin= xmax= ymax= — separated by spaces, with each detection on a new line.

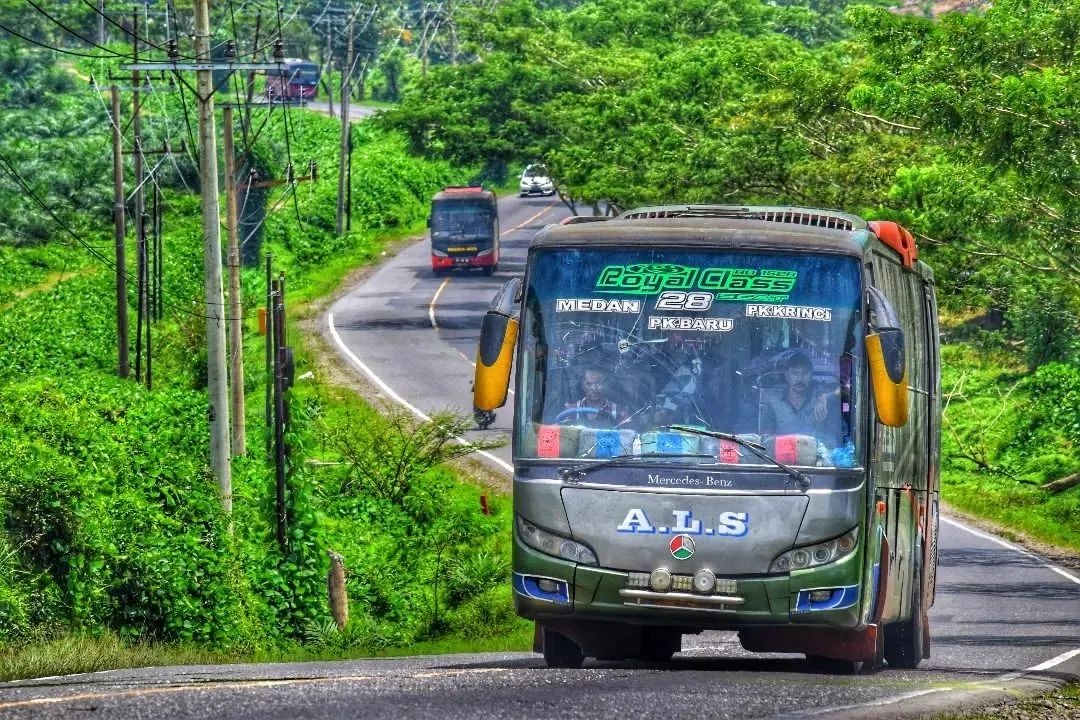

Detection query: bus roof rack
xmin=560 ymin=215 xmax=610 ymax=225
xmin=619 ymin=205 xmax=858 ymax=231
xmin=441 ymin=185 xmax=486 ymax=193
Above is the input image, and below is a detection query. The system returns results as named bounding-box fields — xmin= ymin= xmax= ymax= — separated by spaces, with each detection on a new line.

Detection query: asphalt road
xmin=303 ymin=100 xmax=380 ymax=122
xmin=326 ymin=193 xmax=565 ymax=472
xmin=1 ymin=194 xmax=1074 ymax=719
xmin=0 ymin=520 xmax=1076 ymax=720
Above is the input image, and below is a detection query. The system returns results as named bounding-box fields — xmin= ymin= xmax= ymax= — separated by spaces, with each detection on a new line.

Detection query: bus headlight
xmin=769 ymin=527 xmax=858 ymax=573
xmin=516 ymin=515 xmax=598 ymax=565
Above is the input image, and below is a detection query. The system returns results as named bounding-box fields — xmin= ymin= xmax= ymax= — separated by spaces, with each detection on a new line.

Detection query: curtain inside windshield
xmin=517 ymin=248 xmax=863 ymax=468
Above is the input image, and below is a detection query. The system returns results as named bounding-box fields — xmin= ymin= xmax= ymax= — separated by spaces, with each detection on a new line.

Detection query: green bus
xmin=474 ymin=205 xmax=940 ymax=671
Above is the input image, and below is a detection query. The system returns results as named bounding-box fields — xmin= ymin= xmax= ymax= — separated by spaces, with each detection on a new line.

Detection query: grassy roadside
xmin=0 ymin=625 xmax=534 ymax=681
xmin=934 ymin=682 xmax=1080 ymax=720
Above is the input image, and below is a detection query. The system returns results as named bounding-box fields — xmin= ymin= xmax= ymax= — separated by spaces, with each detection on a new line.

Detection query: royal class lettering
xmin=647 ymin=316 xmax=733 ymax=332
xmin=596 ymin=264 xmax=798 ymax=297
xmin=746 ymin=304 xmax=832 ymax=321
xmin=556 ymin=298 xmax=642 ymax=313
xmin=596 ymin=264 xmax=698 ymax=293
xmin=699 ymin=268 xmax=796 ymax=293
xmin=617 ymin=508 xmax=749 ymax=537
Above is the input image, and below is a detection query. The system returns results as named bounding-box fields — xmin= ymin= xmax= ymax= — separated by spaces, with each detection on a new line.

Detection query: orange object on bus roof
xmin=868 ymin=220 xmax=918 ymax=268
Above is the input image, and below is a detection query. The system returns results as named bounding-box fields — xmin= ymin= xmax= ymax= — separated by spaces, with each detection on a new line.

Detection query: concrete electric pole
xmin=125 ymin=10 xmax=283 ymax=513
xmin=194 ymin=0 xmax=232 ymax=512
xmin=223 ymin=105 xmax=247 ymax=457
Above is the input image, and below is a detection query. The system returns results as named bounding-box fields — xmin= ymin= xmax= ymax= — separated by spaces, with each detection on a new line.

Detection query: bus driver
xmin=758 ymin=350 xmax=840 ymax=446
xmin=565 ymin=366 xmax=629 ymax=428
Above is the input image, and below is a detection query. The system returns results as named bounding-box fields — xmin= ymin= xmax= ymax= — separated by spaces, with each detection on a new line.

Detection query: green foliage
xmin=320 ymin=405 xmax=503 ymax=505
xmin=940 ymin=342 xmax=1080 ymax=551
xmin=1017 ymin=362 xmax=1080 ymax=450
xmin=0 ymin=43 xmax=512 ymax=656
xmin=445 ymin=585 xmax=522 ymax=639
xmin=0 ymin=375 xmax=255 ymax=645
xmin=384 ymin=0 xmax=1080 ymax=365
xmin=0 ymin=535 xmax=31 ymax=643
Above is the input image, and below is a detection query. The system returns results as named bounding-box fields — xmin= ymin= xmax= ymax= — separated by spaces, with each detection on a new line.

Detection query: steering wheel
xmin=553 ymin=407 xmax=601 ymax=425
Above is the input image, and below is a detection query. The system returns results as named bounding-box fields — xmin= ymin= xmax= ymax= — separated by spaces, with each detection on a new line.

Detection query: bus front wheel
xmin=639 ymin=627 xmax=680 ymax=663
xmin=542 ymin=628 xmax=584 ymax=668
xmin=884 ymin=581 xmax=927 ymax=669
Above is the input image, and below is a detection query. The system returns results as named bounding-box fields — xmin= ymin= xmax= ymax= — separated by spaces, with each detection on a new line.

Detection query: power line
xmin=0 ymin=150 xmax=253 ymax=324
xmin=25 ymin=0 xmax=131 ymax=58
xmin=0 ymin=20 xmax=122 ymax=59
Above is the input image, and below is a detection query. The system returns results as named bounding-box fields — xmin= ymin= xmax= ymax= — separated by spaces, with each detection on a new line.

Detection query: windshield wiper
xmin=558 ymin=453 xmax=715 ymax=483
xmin=665 ymin=425 xmax=811 ymax=491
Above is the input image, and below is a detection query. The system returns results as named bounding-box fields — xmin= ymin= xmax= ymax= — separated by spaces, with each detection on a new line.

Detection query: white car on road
xmin=519 ymin=164 xmax=555 ymax=197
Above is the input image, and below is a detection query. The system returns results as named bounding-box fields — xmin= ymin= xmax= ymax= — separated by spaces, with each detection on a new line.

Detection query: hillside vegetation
xmin=0 ymin=0 xmax=1076 ymax=670
xmin=0 ymin=53 xmax=524 ymax=656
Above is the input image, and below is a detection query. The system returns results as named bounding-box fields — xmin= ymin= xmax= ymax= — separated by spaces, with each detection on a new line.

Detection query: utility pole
xmin=111 ymin=86 xmax=130 ymax=379
xmin=194 ymin=0 xmax=232 ymax=512
xmin=223 ymin=105 xmax=246 ymax=457
xmin=124 ymin=11 xmax=280 ymax=512
xmin=336 ymin=11 xmax=355 ymax=236
xmin=132 ymin=11 xmax=148 ymax=387
xmin=323 ymin=17 xmax=335 ymax=117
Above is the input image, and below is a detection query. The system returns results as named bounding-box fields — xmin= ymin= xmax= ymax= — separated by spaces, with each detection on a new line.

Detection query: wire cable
xmin=25 ymin=0 xmax=133 ymax=58
xmin=0 ymin=20 xmax=122 ymax=59
xmin=0 ymin=151 xmax=250 ymax=323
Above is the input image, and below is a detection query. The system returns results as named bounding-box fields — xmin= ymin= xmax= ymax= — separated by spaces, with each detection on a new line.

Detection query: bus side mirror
xmin=474 ymin=277 xmax=521 ymax=412
xmin=866 ymin=286 xmax=909 ymax=427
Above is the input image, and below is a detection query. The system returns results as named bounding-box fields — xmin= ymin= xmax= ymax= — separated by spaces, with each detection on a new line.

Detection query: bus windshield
xmin=516 ymin=248 xmax=864 ymax=468
xmin=287 ymin=63 xmax=319 ymax=84
xmin=430 ymin=200 xmax=495 ymax=246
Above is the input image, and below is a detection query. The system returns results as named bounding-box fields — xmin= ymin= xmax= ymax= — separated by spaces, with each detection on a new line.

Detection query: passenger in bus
xmin=564 ymin=365 xmax=629 ymax=427
xmin=758 ymin=350 xmax=841 ymax=446
xmin=650 ymin=348 xmax=741 ymax=431
xmin=653 ymin=359 xmax=698 ymax=427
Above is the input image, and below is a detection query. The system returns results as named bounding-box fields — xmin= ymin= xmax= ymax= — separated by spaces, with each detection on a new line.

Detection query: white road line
xmin=428 ymin=276 xmax=450 ymax=329
xmin=941 ymin=515 xmax=1080 ymax=584
xmin=783 ymin=688 xmax=951 ymax=717
xmin=942 ymin=516 xmax=1080 ymax=680
xmin=327 ymin=312 xmax=513 ymax=474
xmin=997 ymin=647 xmax=1080 ymax=682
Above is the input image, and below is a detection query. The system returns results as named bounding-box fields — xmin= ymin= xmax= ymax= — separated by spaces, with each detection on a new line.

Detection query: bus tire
xmin=542 ymin=628 xmax=584 ymax=668
xmin=639 ymin=627 xmax=680 ymax=663
xmin=483 ymin=264 xmax=497 ymax=276
xmin=805 ymin=655 xmax=864 ymax=675
xmin=884 ymin=580 xmax=926 ymax=669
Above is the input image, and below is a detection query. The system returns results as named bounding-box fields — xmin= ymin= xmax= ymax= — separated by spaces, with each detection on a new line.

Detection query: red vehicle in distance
xmin=428 ymin=186 xmax=500 ymax=276
xmin=265 ymin=59 xmax=320 ymax=102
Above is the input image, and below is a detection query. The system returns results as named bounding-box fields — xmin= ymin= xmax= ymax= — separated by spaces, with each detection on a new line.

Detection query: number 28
xmin=655 ymin=291 xmax=714 ymax=311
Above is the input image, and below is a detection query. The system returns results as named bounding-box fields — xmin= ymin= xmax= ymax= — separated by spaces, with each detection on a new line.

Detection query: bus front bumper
xmin=513 ymin=539 xmax=865 ymax=631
